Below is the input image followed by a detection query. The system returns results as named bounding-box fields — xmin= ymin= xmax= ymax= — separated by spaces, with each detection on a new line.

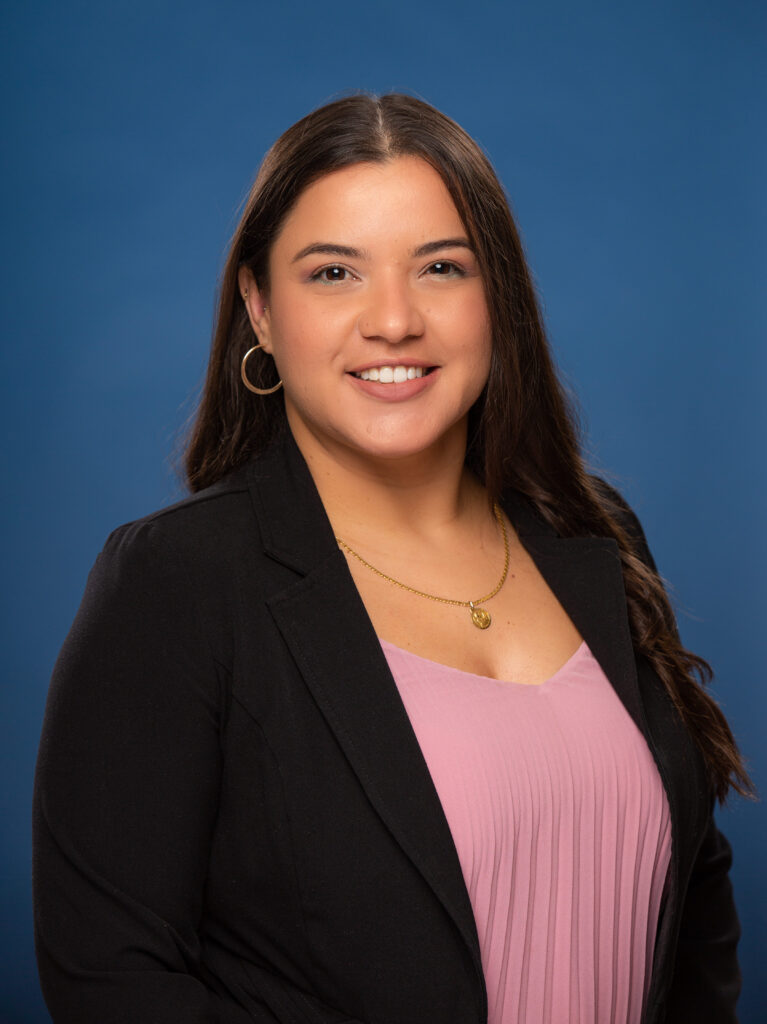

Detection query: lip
xmin=346 ymin=366 xmax=440 ymax=401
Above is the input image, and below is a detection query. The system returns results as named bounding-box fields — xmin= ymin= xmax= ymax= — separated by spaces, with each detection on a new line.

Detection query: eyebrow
xmin=290 ymin=237 xmax=473 ymax=263
xmin=412 ymin=238 xmax=473 ymax=258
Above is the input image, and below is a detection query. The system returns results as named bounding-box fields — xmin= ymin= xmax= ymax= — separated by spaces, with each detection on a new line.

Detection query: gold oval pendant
xmin=470 ymin=606 xmax=491 ymax=629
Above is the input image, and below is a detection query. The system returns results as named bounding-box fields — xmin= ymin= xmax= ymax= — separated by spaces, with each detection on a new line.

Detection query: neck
xmin=286 ymin=413 xmax=487 ymax=544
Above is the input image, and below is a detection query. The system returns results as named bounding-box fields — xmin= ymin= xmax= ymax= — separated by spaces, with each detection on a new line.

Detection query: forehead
xmin=273 ymin=156 xmax=466 ymax=251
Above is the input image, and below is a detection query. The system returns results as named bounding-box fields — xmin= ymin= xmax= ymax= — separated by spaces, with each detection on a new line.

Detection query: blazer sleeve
xmin=33 ymin=520 xmax=262 ymax=1023
xmin=664 ymin=807 xmax=741 ymax=1023
xmin=594 ymin=478 xmax=742 ymax=1021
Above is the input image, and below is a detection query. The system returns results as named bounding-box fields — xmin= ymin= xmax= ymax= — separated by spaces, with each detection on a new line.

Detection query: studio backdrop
xmin=2 ymin=1 xmax=764 ymax=1020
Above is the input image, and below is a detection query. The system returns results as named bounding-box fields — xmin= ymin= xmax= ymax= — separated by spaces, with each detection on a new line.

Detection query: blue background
xmin=2 ymin=1 xmax=765 ymax=1020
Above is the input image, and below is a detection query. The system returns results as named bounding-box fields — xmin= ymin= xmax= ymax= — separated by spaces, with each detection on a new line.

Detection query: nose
xmin=357 ymin=275 xmax=425 ymax=344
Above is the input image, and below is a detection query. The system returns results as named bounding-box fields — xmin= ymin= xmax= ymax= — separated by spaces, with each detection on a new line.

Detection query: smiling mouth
xmin=350 ymin=365 xmax=436 ymax=383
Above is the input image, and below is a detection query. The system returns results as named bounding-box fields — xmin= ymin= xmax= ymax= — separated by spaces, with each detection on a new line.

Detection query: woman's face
xmin=240 ymin=155 xmax=492 ymax=469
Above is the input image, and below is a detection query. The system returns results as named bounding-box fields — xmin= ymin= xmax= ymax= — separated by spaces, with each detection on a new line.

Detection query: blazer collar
xmin=502 ymin=482 xmax=644 ymax=731
xmin=247 ymin=430 xmax=644 ymax=732
xmin=246 ymin=426 xmax=340 ymax=575
xmin=246 ymin=429 xmax=645 ymax=1008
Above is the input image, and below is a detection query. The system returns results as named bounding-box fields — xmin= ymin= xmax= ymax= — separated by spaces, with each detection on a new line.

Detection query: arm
xmin=665 ymin=808 xmax=741 ymax=1023
xmin=33 ymin=520 xmax=259 ymax=1023
xmin=593 ymin=477 xmax=742 ymax=1020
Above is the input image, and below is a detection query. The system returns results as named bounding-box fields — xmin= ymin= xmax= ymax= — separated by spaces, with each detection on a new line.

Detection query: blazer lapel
xmin=502 ymin=489 xmax=645 ymax=733
xmin=247 ymin=431 xmax=485 ymax=992
xmin=527 ymin=538 xmax=644 ymax=732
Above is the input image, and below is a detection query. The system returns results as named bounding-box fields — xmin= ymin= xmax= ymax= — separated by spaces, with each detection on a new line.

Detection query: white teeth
xmin=356 ymin=365 xmax=426 ymax=382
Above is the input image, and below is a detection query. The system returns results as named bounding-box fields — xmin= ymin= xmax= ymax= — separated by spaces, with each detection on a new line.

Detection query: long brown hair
xmin=185 ymin=93 xmax=750 ymax=802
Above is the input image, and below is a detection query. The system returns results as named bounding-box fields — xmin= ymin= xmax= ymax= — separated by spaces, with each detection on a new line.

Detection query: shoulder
xmin=588 ymin=474 xmax=659 ymax=572
xmin=588 ymin=473 xmax=642 ymax=527
xmin=104 ymin=464 xmax=254 ymax=559
xmin=95 ymin=463 xmax=269 ymax=608
xmin=80 ymin=465 xmax=264 ymax=665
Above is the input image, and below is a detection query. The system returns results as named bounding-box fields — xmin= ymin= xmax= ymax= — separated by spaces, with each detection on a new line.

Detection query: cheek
xmin=268 ymin=299 xmax=349 ymax=368
xmin=455 ymin=289 xmax=491 ymax=343
xmin=470 ymin=334 xmax=493 ymax=402
xmin=464 ymin=312 xmax=493 ymax=376
xmin=474 ymin=343 xmax=493 ymax=395
xmin=265 ymin=314 xmax=318 ymax=372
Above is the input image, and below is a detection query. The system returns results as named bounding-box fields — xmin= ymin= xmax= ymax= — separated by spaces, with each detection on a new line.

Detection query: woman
xmin=33 ymin=94 xmax=748 ymax=1024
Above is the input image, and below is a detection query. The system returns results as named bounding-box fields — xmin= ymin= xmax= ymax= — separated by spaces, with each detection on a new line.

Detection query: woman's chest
xmin=342 ymin=536 xmax=584 ymax=686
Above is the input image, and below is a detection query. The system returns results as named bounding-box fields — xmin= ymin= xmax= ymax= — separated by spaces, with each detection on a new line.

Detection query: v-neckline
xmin=378 ymin=638 xmax=589 ymax=689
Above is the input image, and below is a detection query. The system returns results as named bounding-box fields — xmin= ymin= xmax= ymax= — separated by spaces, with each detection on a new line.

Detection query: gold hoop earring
xmin=241 ymin=345 xmax=283 ymax=395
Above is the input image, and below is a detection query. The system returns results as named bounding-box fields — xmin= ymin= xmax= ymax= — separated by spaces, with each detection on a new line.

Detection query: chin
xmin=344 ymin=429 xmax=459 ymax=464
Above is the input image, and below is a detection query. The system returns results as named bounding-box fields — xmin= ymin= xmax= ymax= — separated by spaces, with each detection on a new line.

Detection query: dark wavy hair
xmin=185 ymin=92 xmax=750 ymax=801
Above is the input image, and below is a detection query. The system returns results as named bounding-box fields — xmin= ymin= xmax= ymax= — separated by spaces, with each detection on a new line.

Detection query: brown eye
xmin=426 ymin=261 xmax=463 ymax=277
xmin=311 ymin=265 xmax=351 ymax=283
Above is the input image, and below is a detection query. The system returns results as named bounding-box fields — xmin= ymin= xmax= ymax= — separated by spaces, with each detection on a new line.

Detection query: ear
xmin=238 ymin=266 xmax=273 ymax=353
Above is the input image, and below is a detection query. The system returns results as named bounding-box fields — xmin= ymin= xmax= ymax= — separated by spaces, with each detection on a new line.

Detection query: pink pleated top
xmin=381 ymin=639 xmax=671 ymax=1024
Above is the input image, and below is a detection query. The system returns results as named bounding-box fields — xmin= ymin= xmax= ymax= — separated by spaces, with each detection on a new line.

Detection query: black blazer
xmin=33 ymin=429 xmax=740 ymax=1024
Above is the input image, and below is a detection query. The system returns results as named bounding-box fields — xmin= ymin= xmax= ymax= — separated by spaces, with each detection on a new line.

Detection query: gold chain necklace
xmin=336 ymin=502 xmax=509 ymax=630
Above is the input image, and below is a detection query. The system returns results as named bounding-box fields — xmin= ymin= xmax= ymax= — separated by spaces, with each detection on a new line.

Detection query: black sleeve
xmin=664 ymin=810 xmax=741 ymax=1023
xmin=592 ymin=476 xmax=742 ymax=1021
xmin=33 ymin=520 xmax=258 ymax=1023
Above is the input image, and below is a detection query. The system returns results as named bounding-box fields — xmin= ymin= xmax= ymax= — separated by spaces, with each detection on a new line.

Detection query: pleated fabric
xmin=381 ymin=639 xmax=671 ymax=1024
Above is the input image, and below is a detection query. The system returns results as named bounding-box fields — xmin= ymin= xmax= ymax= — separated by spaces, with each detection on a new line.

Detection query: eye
xmin=424 ymin=260 xmax=465 ymax=278
xmin=310 ymin=265 xmax=355 ymax=284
